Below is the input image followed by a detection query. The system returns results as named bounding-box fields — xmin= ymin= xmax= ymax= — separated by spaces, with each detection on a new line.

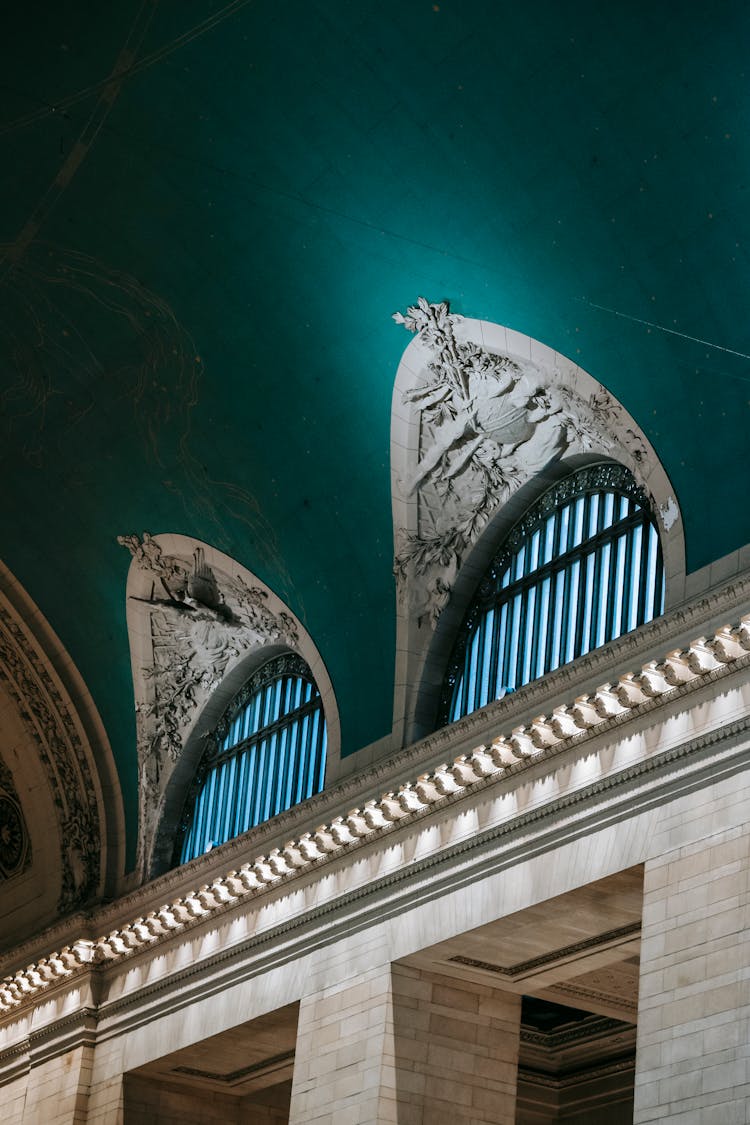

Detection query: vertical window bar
xmin=487 ymin=601 xmax=502 ymax=705
xmin=644 ymin=523 xmax=661 ymax=621
xmin=627 ymin=524 xmax=643 ymax=631
xmin=557 ymin=505 xmax=569 ymax=557
xmin=536 ymin=575 xmax=551 ymax=678
xmin=317 ymin=718 xmax=328 ymax=791
xmin=293 ymin=717 xmax=307 ymax=803
xmin=602 ymin=491 xmax=615 ymax=531
xmin=473 ymin=615 xmax=487 ymax=711
xmin=273 ymin=725 xmax=290 ymax=816
xmin=610 ymin=532 xmax=627 ymax=640
xmin=493 ymin=601 xmax=509 ymax=698
xmin=245 ymin=744 xmax=259 ymax=832
xmin=528 ymin=529 xmax=541 ymax=575
xmin=468 ymin=627 xmax=482 ymax=713
xmin=635 ymin=521 xmax=651 ymax=625
xmin=595 ymin=541 xmax=612 ymax=647
xmin=543 ymin=512 xmax=556 ymax=566
xmin=204 ymin=768 xmax=219 ymax=851
xmin=563 ymin=559 xmax=579 ymax=664
xmin=479 ymin=609 xmax=494 ymax=708
xmin=262 ymin=731 xmax=279 ymax=821
xmin=513 ymin=543 xmax=526 ymax=582
xmin=587 ymin=492 xmax=600 ymax=541
xmin=232 ymin=752 xmax=245 ymax=839
xmin=223 ymin=758 xmax=238 ymax=845
xmin=519 ymin=585 xmax=535 ymax=685
xmin=572 ymin=496 xmax=585 ymax=548
xmin=548 ymin=568 xmax=565 ymax=672
xmin=254 ymin=738 xmax=270 ymax=827
xmin=306 ymin=709 xmax=322 ymax=800
xmin=505 ymin=593 xmax=521 ymax=691
xmin=284 ymin=721 xmax=300 ymax=809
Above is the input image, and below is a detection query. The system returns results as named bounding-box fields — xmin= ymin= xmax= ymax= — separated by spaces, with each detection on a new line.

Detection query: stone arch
xmin=118 ymin=533 xmax=340 ymax=878
xmin=390 ymin=300 xmax=685 ymax=746
xmin=0 ymin=561 xmax=124 ymax=947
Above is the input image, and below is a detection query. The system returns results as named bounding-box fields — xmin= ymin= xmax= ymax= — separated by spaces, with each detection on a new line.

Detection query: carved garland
xmin=0 ymin=605 xmax=99 ymax=910
xmin=1 ymin=613 xmax=748 ymax=1015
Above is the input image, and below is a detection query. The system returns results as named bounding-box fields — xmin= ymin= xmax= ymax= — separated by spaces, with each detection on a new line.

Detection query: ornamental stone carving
xmin=392 ymin=298 xmax=665 ymax=625
xmin=1 ymin=610 xmax=749 ymax=1019
xmin=390 ymin=299 xmax=685 ymax=743
xmin=0 ymin=757 xmax=30 ymax=880
xmin=118 ymin=534 xmax=307 ymax=874
xmin=0 ymin=588 xmax=102 ymax=912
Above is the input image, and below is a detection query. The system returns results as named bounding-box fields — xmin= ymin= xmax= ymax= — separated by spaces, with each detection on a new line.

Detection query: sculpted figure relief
xmin=118 ymin=534 xmax=300 ymax=871
xmin=393 ymin=298 xmax=623 ymax=625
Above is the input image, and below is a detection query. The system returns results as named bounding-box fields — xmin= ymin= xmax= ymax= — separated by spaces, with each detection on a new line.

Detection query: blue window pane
xmin=441 ymin=465 xmax=665 ymax=726
xmin=178 ymin=654 xmax=328 ymax=865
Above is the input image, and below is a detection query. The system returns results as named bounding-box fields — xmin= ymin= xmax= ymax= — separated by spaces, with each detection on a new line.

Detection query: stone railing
xmin=1 ymin=615 xmax=749 ymax=1017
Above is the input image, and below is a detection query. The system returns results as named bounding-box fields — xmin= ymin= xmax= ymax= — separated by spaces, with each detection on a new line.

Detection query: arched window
xmin=177 ymin=653 xmax=327 ymax=864
xmin=441 ymin=463 xmax=664 ymax=726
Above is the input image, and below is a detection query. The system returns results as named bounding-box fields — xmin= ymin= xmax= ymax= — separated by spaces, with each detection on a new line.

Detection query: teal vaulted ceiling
xmin=1 ymin=0 xmax=749 ymax=866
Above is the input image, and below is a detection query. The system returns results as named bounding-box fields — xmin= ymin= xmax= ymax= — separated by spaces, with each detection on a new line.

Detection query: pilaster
xmin=634 ymin=829 xmax=750 ymax=1123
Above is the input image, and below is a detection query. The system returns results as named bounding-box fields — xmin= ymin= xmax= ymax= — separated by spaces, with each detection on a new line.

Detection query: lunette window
xmin=441 ymin=463 xmax=665 ymax=726
xmin=177 ymin=653 xmax=327 ymax=864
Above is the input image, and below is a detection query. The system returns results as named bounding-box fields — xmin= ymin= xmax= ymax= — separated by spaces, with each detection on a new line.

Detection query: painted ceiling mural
xmin=1 ymin=1 xmax=749 ymax=867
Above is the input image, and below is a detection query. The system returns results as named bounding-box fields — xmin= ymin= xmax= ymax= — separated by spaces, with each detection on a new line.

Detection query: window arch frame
xmin=174 ymin=651 xmax=328 ymax=866
xmin=438 ymin=461 xmax=665 ymax=727
xmin=390 ymin=311 xmax=686 ymax=750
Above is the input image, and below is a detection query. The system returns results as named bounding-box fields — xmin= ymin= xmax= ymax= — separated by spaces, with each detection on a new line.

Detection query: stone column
xmin=634 ymin=827 xmax=750 ymax=1123
xmin=390 ymin=964 xmax=521 ymax=1125
xmin=21 ymin=1044 xmax=94 ymax=1124
xmin=288 ymin=962 xmax=521 ymax=1124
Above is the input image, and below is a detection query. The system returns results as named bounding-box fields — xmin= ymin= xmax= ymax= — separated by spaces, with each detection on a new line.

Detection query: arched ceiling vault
xmin=1 ymin=1 xmax=749 ymax=866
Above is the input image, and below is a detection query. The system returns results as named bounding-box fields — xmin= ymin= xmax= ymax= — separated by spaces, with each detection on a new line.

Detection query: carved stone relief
xmin=392 ymin=298 xmax=668 ymax=626
xmin=0 ymin=756 xmax=30 ymax=880
xmin=0 ymin=601 xmax=100 ymax=911
xmin=118 ymin=534 xmax=304 ymax=874
xmin=390 ymin=298 xmax=685 ymax=744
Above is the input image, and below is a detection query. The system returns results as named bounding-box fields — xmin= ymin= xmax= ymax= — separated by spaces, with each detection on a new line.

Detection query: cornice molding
xmin=520 ymin=1014 xmax=633 ymax=1050
xmin=2 ymin=706 xmax=748 ymax=1068
xmin=13 ymin=564 xmax=740 ymax=957
xmin=519 ymin=1055 xmax=635 ymax=1089
xmin=1 ymin=612 xmax=749 ymax=1028
xmin=448 ymin=921 xmax=640 ymax=979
